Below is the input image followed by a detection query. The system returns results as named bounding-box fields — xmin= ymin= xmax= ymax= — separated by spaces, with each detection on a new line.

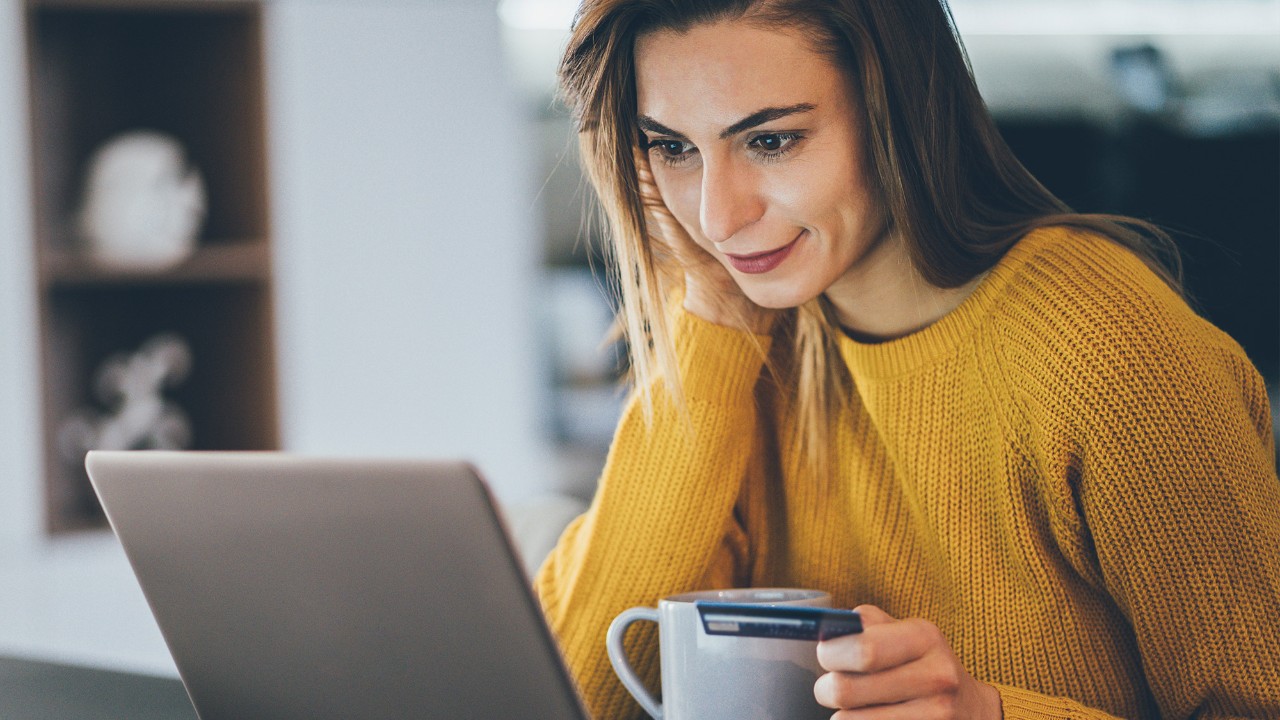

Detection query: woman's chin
xmin=738 ymin=282 xmax=822 ymax=311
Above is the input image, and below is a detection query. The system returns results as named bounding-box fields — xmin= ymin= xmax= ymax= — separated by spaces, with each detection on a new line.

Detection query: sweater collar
xmin=836 ymin=228 xmax=1058 ymax=381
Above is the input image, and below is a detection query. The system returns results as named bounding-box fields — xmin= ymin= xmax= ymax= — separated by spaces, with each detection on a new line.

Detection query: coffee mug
xmin=606 ymin=588 xmax=831 ymax=720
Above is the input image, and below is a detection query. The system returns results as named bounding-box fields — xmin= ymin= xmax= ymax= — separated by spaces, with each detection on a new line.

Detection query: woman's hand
xmin=634 ymin=149 xmax=776 ymax=334
xmin=814 ymin=605 xmax=1003 ymax=720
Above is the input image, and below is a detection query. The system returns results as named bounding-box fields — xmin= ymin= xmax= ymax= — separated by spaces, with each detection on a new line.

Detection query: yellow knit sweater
xmin=535 ymin=227 xmax=1280 ymax=719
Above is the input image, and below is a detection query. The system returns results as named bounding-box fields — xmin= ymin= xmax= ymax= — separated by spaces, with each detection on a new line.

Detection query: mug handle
xmin=606 ymin=606 xmax=663 ymax=719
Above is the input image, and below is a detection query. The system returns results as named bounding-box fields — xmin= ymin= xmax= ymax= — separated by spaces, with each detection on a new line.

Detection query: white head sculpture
xmin=76 ymin=130 xmax=207 ymax=271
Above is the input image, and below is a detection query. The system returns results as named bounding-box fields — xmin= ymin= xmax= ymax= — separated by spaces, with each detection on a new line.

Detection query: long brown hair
xmin=560 ymin=0 xmax=1182 ymax=474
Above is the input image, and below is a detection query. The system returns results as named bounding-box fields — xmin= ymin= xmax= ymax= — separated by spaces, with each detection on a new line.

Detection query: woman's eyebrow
xmin=719 ymin=103 xmax=815 ymax=139
xmin=637 ymin=103 xmax=817 ymax=142
xmin=637 ymin=115 xmax=684 ymax=139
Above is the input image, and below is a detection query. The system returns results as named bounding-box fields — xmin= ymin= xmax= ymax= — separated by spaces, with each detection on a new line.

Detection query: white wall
xmin=0 ymin=0 xmax=550 ymax=675
xmin=0 ymin=0 xmax=40 ymax=550
xmin=267 ymin=0 xmax=549 ymax=500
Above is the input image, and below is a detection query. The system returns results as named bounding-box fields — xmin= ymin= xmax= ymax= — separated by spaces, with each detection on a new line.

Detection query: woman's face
xmin=634 ymin=19 xmax=892 ymax=310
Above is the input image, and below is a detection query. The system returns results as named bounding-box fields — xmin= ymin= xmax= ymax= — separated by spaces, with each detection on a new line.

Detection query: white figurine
xmin=58 ymin=333 xmax=194 ymax=464
xmin=76 ymin=130 xmax=206 ymax=271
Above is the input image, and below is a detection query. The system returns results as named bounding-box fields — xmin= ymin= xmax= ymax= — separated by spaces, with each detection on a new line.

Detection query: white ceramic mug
xmin=606 ymin=588 xmax=831 ymax=720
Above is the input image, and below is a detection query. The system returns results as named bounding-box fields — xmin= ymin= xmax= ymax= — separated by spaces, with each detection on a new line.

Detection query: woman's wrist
xmin=672 ymin=308 xmax=772 ymax=404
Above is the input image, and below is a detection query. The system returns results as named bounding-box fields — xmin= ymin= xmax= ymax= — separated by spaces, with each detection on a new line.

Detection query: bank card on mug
xmin=695 ymin=602 xmax=862 ymax=641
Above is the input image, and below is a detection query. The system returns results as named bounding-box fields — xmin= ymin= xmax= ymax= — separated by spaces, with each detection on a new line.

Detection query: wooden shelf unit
xmin=25 ymin=0 xmax=279 ymax=533
xmin=41 ymin=242 xmax=273 ymax=288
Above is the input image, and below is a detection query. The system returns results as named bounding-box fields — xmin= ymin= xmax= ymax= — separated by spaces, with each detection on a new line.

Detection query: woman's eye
xmin=645 ymin=138 xmax=697 ymax=166
xmin=748 ymin=132 xmax=801 ymax=157
xmin=650 ymin=139 xmax=692 ymax=158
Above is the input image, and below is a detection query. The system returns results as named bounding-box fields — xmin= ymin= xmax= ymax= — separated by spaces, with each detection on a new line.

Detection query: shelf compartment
xmin=41 ymin=284 xmax=279 ymax=533
xmin=26 ymin=0 xmax=269 ymax=251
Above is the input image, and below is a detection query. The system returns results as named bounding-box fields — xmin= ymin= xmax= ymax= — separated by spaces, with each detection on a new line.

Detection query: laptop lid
xmin=85 ymin=451 xmax=589 ymax=720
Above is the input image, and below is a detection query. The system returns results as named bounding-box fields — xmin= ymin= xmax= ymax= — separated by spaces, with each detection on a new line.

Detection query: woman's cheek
xmin=664 ymin=178 xmax=706 ymax=240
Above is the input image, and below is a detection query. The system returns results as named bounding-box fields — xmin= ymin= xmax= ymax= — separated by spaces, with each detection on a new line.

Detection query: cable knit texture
xmin=535 ymin=226 xmax=1280 ymax=720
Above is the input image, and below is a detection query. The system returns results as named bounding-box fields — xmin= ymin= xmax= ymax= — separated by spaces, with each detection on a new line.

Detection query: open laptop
xmin=84 ymin=451 xmax=590 ymax=720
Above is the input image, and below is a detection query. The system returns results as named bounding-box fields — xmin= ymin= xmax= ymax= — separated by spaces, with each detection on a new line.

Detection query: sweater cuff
xmin=672 ymin=309 xmax=772 ymax=406
xmin=992 ymin=683 xmax=1123 ymax=720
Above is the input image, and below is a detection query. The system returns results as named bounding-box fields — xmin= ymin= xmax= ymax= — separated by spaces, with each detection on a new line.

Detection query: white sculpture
xmin=58 ymin=333 xmax=194 ymax=463
xmin=76 ymin=130 xmax=206 ymax=271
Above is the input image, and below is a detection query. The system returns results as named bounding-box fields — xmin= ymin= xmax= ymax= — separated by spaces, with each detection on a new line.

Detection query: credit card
xmin=694 ymin=602 xmax=863 ymax=641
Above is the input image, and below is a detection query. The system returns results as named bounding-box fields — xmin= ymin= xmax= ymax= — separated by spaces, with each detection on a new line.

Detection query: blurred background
xmin=0 ymin=0 xmax=1275 ymax=678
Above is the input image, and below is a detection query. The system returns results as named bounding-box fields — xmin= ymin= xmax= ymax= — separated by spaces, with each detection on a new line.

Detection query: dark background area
xmin=1000 ymin=119 xmax=1279 ymax=386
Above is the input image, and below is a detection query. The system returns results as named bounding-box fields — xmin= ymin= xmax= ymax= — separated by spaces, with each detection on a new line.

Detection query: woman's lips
xmin=725 ymin=232 xmax=803 ymax=275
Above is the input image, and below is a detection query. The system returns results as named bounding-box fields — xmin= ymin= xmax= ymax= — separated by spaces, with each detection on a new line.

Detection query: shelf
xmin=29 ymin=0 xmax=256 ymax=10
xmin=40 ymin=242 xmax=272 ymax=288
xmin=28 ymin=0 xmax=258 ymax=12
xmin=26 ymin=0 xmax=278 ymax=534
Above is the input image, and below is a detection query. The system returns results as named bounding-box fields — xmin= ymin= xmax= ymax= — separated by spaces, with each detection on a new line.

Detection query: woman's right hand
xmin=635 ymin=150 xmax=776 ymax=335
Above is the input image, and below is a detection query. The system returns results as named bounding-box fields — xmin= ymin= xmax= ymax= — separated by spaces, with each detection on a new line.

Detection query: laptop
xmin=84 ymin=451 xmax=590 ymax=720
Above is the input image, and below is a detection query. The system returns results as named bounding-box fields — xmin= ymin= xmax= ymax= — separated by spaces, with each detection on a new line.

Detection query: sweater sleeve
xmin=995 ymin=355 xmax=1280 ymax=720
xmin=534 ymin=309 xmax=771 ymax=720
xmin=1075 ymin=327 xmax=1280 ymax=718
xmin=993 ymin=684 xmax=1126 ymax=720
xmin=1002 ymin=243 xmax=1280 ymax=718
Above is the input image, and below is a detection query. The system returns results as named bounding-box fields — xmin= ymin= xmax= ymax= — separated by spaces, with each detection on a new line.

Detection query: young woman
xmin=534 ymin=1 xmax=1280 ymax=718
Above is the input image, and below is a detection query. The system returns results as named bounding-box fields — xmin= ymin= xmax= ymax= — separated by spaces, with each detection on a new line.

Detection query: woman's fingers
xmin=633 ymin=146 xmax=776 ymax=332
xmin=851 ymin=604 xmax=895 ymax=625
xmin=814 ymin=606 xmax=1002 ymax=720
xmin=815 ymin=657 xmax=957 ymax=708
xmin=817 ymin=606 xmax=935 ymax=674
xmin=634 ymin=150 xmax=706 ymax=260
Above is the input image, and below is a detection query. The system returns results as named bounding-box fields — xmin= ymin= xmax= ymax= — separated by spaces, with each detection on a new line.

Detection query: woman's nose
xmin=699 ymin=160 xmax=764 ymax=245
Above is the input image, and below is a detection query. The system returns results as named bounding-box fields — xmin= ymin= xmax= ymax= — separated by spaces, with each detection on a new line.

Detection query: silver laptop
xmin=85 ymin=451 xmax=589 ymax=720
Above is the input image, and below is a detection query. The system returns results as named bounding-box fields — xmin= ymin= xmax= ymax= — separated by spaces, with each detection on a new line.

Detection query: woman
xmin=534 ymin=1 xmax=1280 ymax=718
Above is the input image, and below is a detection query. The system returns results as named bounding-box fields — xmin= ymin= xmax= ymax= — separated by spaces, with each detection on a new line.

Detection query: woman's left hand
xmin=814 ymin=605 xmax=1003 ymax=719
